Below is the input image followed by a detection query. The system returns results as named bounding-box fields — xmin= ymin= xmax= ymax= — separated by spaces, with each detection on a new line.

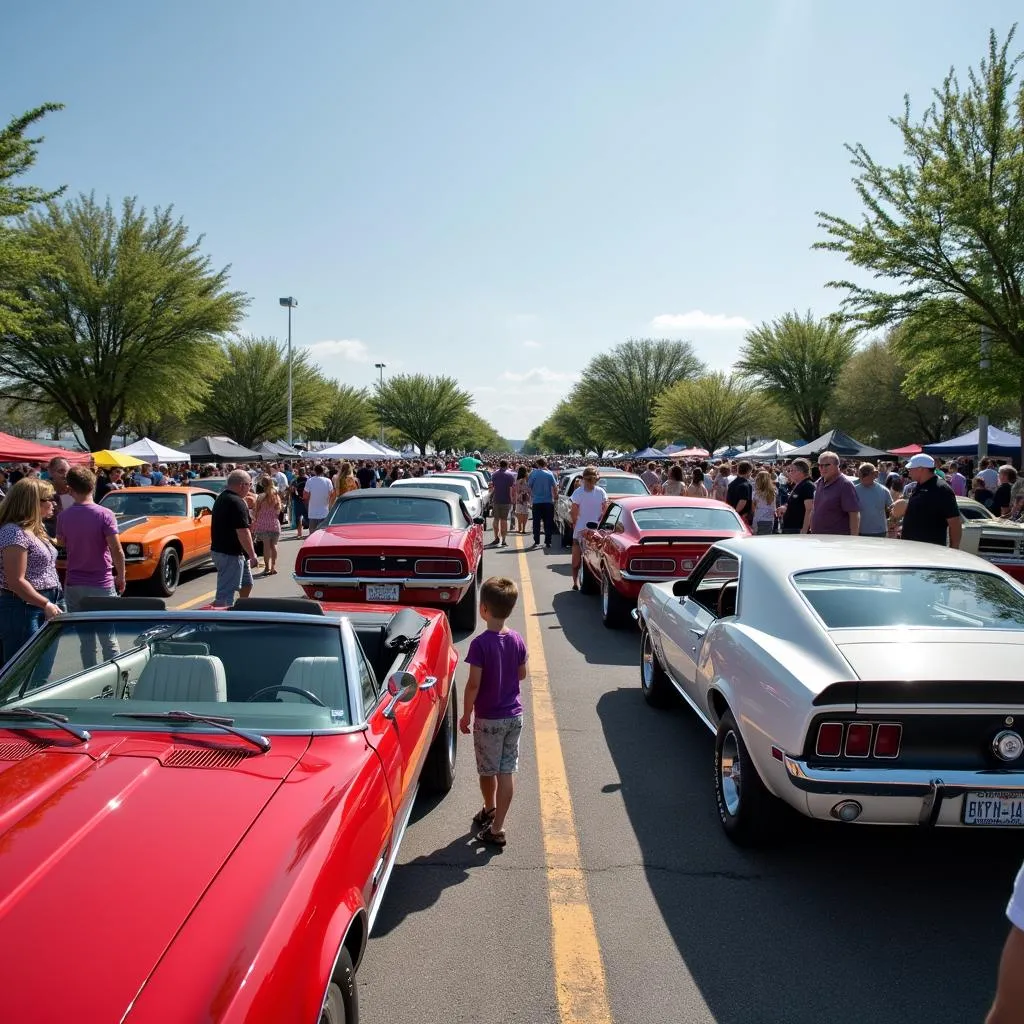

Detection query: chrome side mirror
xmin=384 ymin=670 xmax=418 ymax=719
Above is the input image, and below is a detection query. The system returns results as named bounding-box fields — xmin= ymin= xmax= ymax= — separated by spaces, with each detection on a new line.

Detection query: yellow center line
xmin=516 ymin=537 xmax=614 ymax=1024
xmin=172 ymin=589 xmax=216 ymax=609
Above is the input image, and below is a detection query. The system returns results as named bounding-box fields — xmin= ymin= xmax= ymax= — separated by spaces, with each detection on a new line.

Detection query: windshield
xmin=633 ymin=506 xmax=741 ymax=531
xmin=198 ymin=478 xmax=227 ymax=493
xmin=793 ymin=568 xmax=1024 ymax=630
xmin=601 ymin=476 xmax=649 ymax=495
xmin=102 ymin=492 xmax=188 ymax=518
xmin=328 ymin=496 xmax=454 ymax=527
xmin=394 ymin=481 xmax=472 ymax=501
xmin=0 ymin=617 xmax=351 ymax=729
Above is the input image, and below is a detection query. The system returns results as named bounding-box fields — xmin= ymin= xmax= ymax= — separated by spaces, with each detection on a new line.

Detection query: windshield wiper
xmin=0 ymin=708 xmax=91 ymax=743
xmin=112 ymin=710 xmax=270 ymax=753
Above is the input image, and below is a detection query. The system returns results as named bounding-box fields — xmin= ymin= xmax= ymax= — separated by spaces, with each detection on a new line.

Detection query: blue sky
xmin=4 ymin=1 xmax=1019 ymax=439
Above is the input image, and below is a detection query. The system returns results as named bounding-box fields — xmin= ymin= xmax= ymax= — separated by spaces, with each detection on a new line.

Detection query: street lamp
xmin=374 ymin=362 xmax=386 ymax=443
xmin=279 ymin=297 xmax=298 ymax=445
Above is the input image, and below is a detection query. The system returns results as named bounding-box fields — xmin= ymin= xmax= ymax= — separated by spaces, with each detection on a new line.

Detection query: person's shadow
xmin=370 ymin=831 xmax=503 ymax=936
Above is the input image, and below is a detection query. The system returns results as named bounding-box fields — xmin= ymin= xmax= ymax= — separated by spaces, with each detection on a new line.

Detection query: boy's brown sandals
xmin=476 ymin=826 xmax=506 ymax=847
xmin=472 ymin=806 xmax=495 ymax=827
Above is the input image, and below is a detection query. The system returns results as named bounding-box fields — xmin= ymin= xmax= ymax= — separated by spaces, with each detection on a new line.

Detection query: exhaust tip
xmin=831 ymin=800 xmax=863 ymax=823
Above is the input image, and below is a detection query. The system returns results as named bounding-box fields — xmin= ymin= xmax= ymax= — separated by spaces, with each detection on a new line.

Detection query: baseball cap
xmin=906 ymin=453 xmax=935 ymax=470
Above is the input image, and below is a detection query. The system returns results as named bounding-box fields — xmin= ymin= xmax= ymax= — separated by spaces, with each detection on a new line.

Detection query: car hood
xmin=116 ymin=515 xmax=186 ymax=536
xmin=0 ymin=733 xmax=308 ymax=1023
xmin=307 ymin=524 xmax=462 ymax=548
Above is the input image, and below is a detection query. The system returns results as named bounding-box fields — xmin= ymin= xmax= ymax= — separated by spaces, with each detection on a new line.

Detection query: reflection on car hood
xmin=0 ymin=733 xmax=308 ymax=1022
xmin=115 ymin=514 xmax=150 ymax=532
xmin=835 ymin=632 xmax=1024 ymax=681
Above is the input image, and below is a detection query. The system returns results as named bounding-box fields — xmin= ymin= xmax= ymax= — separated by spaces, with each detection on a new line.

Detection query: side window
xmin=357 ymin=649 xmax=379 ymax=711
xmin=599 ymin=504 xmax=621 ymax=531
xmin=191 ymin=494 xmax=215 ymax=516
xmin=567 ymin=476 xmax=580 ymax=497
xmin=689 ymin=551 xmax=740 ymax=616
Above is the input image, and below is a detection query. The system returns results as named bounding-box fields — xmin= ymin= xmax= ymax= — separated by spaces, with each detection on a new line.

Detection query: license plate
xmin=962 ymin=790 xmax=1024 ymax=826
xmin=365 ymin=584 xmax=400 ymax=603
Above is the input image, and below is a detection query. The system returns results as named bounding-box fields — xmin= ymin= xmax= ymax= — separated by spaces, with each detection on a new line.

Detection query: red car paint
xmin=0 ymin=601 xmax=459 ymax=1023
xmin=581 ymin=495 xmax=751 ymax=602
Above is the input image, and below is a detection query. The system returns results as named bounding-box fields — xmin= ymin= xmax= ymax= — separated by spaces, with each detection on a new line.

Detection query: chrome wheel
xmin=719 ymin=729 xmax=742 ymax=816
xmin=601 ymin=574 xmax=610 ymax=617
xmin=641 ymin=633 xmax=654 ymax=691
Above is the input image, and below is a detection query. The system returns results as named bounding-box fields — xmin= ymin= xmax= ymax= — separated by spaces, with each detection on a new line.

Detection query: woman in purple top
xmin=0 ymin=478 xmax=64 ymax=666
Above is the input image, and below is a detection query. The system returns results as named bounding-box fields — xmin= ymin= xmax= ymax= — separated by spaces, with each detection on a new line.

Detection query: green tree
xmin=816 ymin=27 xmax=1024 ymax=455
xmin=547 ymin=394 xmax=609 ymax=456
xmin=306 ymin=382 xmax=374 ymax=443
xmin=437 ymin=410 xmax=509 ymax=452
xmin=575 ymin=338 xmax=705 ymax=450
xmin=194 ymin=335 xmax=328 ymax=447
xmin=655 ymin=373 xmax=766 ymax=454
xmin=736 ymin=311 xmax=858 ymax=441
xmin=1 ymin=195 xmax=245 ymax=449
xmin=374 ymin=374 xmax=472 ymax=455
xmin=520 ymin=425 xmax=545 ymax=455
xmin=0 ymin=103 xmax=65 ymax=338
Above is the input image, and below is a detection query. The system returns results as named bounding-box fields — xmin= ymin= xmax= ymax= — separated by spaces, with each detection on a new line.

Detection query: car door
xmin=189 ymin=492 xmax=216 ymax=559
xmin=665 ymin=551 xmax=740 ymax=703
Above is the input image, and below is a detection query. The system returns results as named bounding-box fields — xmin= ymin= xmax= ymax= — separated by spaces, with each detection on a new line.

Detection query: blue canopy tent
xmin=629 ymin=446 xmax=667 ymax=460
xmin=923 ymin=426 xmax=1021 ymax=459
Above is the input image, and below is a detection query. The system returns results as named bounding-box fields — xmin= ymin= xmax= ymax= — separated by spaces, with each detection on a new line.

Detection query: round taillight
xmin=993 ymin=730 xmax=1024 ymax=762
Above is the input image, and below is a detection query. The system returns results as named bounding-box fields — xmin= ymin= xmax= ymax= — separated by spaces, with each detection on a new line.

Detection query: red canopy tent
xmin=889 ymin=443 xmax=922 ymax=456
xmin=0 ymin=433 xmax=91 ymax=464
xmin=670 ymin=447 xmax=710 ymax=458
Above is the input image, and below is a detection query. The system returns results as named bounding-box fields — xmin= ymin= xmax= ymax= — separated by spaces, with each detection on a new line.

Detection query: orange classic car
xmin=72 ymin=487 xmax=218 ymax=596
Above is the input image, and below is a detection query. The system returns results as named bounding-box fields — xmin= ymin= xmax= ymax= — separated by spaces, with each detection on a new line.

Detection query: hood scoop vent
xmin=164 ymin=747 xmax=249 ymax=769
xmin=0 ymin=738 xmax=51 ymax=762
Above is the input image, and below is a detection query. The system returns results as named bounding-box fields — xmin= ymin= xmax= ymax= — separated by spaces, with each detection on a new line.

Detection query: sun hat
xmin=906 ymin=453 xmax=936 ymax=470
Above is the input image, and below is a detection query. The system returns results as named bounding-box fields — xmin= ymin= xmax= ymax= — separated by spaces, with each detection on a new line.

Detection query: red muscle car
xmin=579 ymin=495 xmax=750 ymax=628
xmin=0 ymin=596 xmax=459 ymax=1023
xmin=294 ymin=488 xmax=486 ymax=631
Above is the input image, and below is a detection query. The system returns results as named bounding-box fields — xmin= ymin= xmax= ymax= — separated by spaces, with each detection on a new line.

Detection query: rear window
xmin=633 ymin=507 xmax=741 ymax=532
xmin=793 ymin=568 xmax=1024 ymax=630
xmin=328 ymin=496 xmax=453 ymax=527
xmin=602 ymin=476 xmax=649 ymax=495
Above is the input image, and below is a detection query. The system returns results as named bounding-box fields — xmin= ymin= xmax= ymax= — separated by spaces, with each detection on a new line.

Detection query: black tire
xmin=320 ymin=947 xmax=358 ymax=1023
xmin=421 ymin=685 xmax=457 ymax=794
xmin=640 ymin=628 xmax=680 ymax=709
xmin=600 ymin=570 xmax=630 ymax=629
xmin=579 ymin=558 xmax=598 ymax=594
xmin=713 ymin=710 xmax=781 ymax=847
xmin=451 ymin=573 xmax=478 ymax=631
xmin=149 ymin=547 xmax=180 ymax=597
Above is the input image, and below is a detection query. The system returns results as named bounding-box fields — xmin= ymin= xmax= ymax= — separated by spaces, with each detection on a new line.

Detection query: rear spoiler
xmin=638 ymin=535 xmax=725 ymax=545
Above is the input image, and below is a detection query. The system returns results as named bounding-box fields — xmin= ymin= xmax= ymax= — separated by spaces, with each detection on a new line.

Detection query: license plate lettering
xmin=365 ymin=584 xmax=400 ymax=603
xmin=963 ymin=790 xmax=1024 ymax=826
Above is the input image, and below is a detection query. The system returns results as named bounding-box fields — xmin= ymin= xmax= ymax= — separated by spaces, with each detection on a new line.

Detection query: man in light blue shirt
xmin=853 ymin=463 xmax=892 ymax=537
xmin=527 ymin=458 xmax=559 ymax=548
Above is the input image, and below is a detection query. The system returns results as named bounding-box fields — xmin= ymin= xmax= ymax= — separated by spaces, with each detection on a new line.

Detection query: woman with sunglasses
xmin=0 ymin=477 xmax=65 ymax=666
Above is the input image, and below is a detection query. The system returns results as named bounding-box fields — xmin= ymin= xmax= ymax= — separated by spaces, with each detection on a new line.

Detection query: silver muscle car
xmin=636 ymin=535 xmax=1024 ymax=845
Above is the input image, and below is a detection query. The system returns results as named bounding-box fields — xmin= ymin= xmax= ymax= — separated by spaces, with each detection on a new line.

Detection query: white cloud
xmin=522 ymin=339 xmax=542 ymax=349
xmin=651 ymin=311 xmax=752 ymax=331
xmin=303 ymin=338 xmax=372 ymax=363
xmin=499 ymin=367 xmax=578 ymax=387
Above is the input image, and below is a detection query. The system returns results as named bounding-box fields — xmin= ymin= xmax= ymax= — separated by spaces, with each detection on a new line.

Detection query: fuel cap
xmin=992 ymin=730 xmax=1024 ymax=762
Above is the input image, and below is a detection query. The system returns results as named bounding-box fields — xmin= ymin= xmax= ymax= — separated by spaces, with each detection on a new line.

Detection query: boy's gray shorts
xmin=473 ymin=715 xmax=523 ymax=775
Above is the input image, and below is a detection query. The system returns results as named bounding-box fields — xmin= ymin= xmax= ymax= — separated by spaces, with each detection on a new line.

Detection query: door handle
xmin=689 ymin=628 xmax=706 ymax=638
xmin=371 ymin=849 xmax=388 ymax=889
xmin=418 ymin=676 xmax=438 ymax=691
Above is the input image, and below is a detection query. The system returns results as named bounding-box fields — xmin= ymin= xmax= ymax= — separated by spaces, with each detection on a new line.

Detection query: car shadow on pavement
xmin=371 ymin=832 xmax=502 ymax=937
xmin=596 ymin=685 xmax=1021 ymax=1024
xmin=549 ymin=590 xmax=637 ymax=666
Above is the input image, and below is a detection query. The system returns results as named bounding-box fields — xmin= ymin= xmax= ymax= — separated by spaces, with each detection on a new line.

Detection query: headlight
xmin=124 ymin=543 xmax=143 ymax=557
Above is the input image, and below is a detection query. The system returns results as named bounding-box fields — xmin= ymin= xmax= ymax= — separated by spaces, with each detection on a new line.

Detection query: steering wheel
xmin=246 ymin=685 xmax=326 ymax=706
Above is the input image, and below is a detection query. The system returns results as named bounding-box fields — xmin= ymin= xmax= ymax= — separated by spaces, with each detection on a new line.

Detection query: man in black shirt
xmin=725 ymin=460 xmax=753 ymax=525
xmin=781 ymin=458 xmax=815 ymax=534
xmin=355 ymin=461 xmax=377 ymax=489
xmin=899 ymin=454 xmax=961 ymax=547
xmin=211 ymin=469 xmax=259 ymax=606
xmin=993 ymin=465 xmax=1017 ymax=517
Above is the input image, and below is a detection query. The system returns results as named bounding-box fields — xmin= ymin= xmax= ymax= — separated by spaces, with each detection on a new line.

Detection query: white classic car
xmin=957 ymin=496 xmax=1024 ymax=582
xmin=636 ymin=535 xmax=1024 ymax=845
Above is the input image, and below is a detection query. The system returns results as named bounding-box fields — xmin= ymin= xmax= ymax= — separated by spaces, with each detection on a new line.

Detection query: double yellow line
xmin=515 ymin=539 xmax=613 ymax=1024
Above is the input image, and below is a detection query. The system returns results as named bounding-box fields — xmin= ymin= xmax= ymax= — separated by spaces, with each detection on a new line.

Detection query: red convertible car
xmin=0 ymin=596 xmax=459 ymax=1023
xmin=579 ymin=496 xmax=750 ymax=628
xmin=294 ymin=489 xmax=485 ymax=631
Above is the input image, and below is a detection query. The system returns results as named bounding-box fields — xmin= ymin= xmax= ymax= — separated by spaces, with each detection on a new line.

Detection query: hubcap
xmin=164 ymin=557 xmax=177 ymax=587
xmin=641 ymin=634 xmax=653 ymax=689
xmin=720 ymin=731 xmax=742 ymax=816
xmin=602 ymin=575 xmax=609 ymax=616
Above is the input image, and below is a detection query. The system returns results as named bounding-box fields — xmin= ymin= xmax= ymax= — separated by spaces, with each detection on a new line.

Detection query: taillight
xmin=629 ymin=558 xmax=675 ymax=573
xmin=414 ymin=559 xmax=464 ymax=576
xmin=845 ymin=723 xmax=872 ymax=757
xmin=873 ymin=723 xmax=902 ymax=758
xmin=815 ymin=722 xmax=843 ymax=757
xmin=304 ymin=557 xmax=352 ymax=574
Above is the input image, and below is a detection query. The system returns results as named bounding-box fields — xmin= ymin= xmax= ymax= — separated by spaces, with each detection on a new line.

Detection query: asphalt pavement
xmin=167 ymin=528 xmax=1023 ymax=1024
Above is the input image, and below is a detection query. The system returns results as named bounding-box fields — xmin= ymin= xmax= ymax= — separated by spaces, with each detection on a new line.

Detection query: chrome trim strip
xmin=621 ymin=570 xmax=682 ymax=582
xmin=367 ymin=783 xmax=418 ymax=934
xmin=294 ymin=574 xmax=473 ymax=588
xmin=340 ymin=618 xmax=367 ymax=722
xmin=784 ymin=756 xmax=1024 ymax=796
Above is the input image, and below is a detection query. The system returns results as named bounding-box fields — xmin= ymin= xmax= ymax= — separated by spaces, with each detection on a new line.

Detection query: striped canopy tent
xmin=888 ymin=443 xmax=922 ymax=456
xmin=669 ymin=447 xmax=710 ymax=458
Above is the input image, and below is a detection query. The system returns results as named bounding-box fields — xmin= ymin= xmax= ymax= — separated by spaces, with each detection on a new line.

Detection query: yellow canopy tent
xmin=92 ymin=449 xmax=144 ymax=469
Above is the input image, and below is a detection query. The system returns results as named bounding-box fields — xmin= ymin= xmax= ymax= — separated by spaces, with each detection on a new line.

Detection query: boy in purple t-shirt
xmin=459 ymin=575 xmax=528 ymax=847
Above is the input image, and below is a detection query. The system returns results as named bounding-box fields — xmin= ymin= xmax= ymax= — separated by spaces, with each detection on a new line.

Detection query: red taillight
xmin=629 ymin=558 xmax=675 ymax=573
xmin=815 ymin=722 xmax=843 ymax=757
xmin=304 ymin=557 xmax=352 ymax=574
xmin=414 ymin=559 xmax=464 ymax=576
xmin=845 ymin=723 xmax=872 ymax=757
xmin=873 ymin=723 xmax=902 ymax=758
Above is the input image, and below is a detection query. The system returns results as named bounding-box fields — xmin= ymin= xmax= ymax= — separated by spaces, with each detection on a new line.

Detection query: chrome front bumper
xmin=620 ymin=570 xmax=679 ymax=582
xmin=293 ymin=574 xmax=474 ymax=589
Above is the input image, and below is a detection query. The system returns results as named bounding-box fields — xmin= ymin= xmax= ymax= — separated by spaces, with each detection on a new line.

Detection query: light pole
xmin=978 ymin=324 xmax=991 ymax=460
xmin=374 ymin=362 xmax=386 ymax=443
xmin=279 ymin=297 xmax=298 ymax=446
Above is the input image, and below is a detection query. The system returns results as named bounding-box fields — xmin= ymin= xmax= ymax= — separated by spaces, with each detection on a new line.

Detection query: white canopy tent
xmin=315 ymin=435 xmax=387 ymax=459
xmin=112 ymin=436 xmax=190 ymax=462
xmin=367 ymin=439 xmax=403 ymax=457
xmin=742 ymin=439 xmax=797 ymax=460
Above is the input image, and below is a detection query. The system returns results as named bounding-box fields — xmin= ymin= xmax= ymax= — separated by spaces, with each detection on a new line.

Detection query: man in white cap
xmin=899 ymin=453 xmax=961 ymax=548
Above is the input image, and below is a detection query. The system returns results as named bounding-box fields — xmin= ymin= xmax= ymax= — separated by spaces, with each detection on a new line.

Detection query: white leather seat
xmin=281 ymin=657 xmax=346 ymax=710
xmin=133 ymin=654 xmax=228 ymax=702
